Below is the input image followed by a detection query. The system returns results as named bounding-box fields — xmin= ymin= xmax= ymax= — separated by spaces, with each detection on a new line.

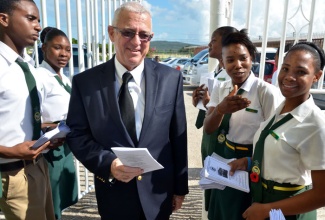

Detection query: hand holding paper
xmin=32 ymin=121 xmax=70 ymax=149
xmin=111 ymin=147 xmax=164 ymax=173
xmin=199 ymin=153 xmax=249 ymax=192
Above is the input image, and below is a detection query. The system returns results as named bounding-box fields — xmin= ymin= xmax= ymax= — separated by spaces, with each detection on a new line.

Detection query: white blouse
xmin=37 ymin=61 xmax=71 ymax=123
xmin=254 ymin=96 xmax=325 ymax=185
xmin=207 ymin=73 xmax=283 ymax=144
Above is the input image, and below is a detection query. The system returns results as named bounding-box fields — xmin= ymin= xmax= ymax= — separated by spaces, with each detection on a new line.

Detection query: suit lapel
xmin=139 ymin=60 xmax=158 ymax=142
xmin=99 ymin=58 xmax=135 ymax=146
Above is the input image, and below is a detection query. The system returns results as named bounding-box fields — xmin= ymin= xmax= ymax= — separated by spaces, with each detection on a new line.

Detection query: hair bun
xmin=239 ymin=28 xmax=248 ymax=35
xmin=40 ymin=27 xmax=54 ymax=43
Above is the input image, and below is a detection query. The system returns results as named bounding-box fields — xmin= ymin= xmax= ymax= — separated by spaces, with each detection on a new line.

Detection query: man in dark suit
xmin=66 ymin=2 xmax=188 ymax=219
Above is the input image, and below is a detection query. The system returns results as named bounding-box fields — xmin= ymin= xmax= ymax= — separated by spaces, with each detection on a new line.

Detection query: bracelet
xmin=246 ymin=157 xmax=252 ymax=171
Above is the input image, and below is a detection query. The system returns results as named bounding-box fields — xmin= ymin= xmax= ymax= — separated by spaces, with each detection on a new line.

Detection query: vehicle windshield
xmin=191 ymin=49 xmax=208 ymax=63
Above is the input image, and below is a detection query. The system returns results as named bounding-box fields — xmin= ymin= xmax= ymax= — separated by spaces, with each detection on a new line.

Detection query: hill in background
xmin=150 ymin=41 xmax=199 ymax=52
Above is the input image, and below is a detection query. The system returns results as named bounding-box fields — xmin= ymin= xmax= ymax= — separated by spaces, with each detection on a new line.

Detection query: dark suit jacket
xmin=66 ymin=57 xmax=188 ymax=220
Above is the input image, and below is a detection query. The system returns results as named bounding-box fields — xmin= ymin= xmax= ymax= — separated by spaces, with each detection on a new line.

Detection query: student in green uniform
xmin=37 ymin=27 xmax=78 ymax=219
xmin=204 ymin=31 xmax=282 ymax=220
xmin=0 ymin=1 xmax=64 ymax=219
xmin=230 ymin=42 xmax=325 ymax=220
xmin=191 ymin=27 xmax=238 ymax=217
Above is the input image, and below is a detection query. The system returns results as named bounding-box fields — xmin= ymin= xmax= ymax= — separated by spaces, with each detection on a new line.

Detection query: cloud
xmin=144 ymin=0 xmax=210 ymax=44
xmin=146 ymin=0 xmax=325 ymax=45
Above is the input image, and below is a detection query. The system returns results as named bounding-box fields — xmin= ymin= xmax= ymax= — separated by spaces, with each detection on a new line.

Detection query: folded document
xmin=199 ymin=153 xmax=250 ymax=193
xmin=32 ymin=121 xmax=71 ymax=149
xmin=111 ymin=147 xmax=164 ymax=173
xmin=269 ymin=209 xmax=285 ymax=220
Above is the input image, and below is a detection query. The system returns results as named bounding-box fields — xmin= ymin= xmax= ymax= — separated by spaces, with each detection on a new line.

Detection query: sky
xmin=34 ymin=0 xmax=325 ymax=46
xmin=144 ymin=0 xmax=325 ymax=45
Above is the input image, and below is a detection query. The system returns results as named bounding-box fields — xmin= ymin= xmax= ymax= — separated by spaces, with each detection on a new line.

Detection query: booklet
xmin=269 ymin=209 xmax=285 ymax=220
xmin=200 ymin=153 xmax=250 ymax=193
xmin=111 ymin=147 xmax=164 ymax=173
xmin=32 ymin=121 xmax=71 ymax=149
xmin=196 ymin=75 xmax=214 ymax=111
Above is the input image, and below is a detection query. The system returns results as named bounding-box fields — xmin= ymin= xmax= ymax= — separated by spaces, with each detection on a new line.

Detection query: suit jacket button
xmin=137 ymin=175 xmax=142 ymax=181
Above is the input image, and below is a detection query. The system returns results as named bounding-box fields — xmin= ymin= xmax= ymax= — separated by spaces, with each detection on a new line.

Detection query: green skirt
xmin=196 ymin=109 xmax=225 ymax=211
xmin=44 ymin=143 xmax=78 ymax=219
xmin=201 ymin=129 xmax=222 ymax=211
xmin=208 ymin=140 xmax=252 ymax=220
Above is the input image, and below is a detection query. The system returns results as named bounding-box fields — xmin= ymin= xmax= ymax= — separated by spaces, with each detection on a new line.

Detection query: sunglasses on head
xmin=112 ymin=26 xmax=153 ymax=42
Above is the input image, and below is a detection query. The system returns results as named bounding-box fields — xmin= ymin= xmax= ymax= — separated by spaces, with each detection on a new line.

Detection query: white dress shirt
xmin=0 ymin=41 xmax=45 ymax=163
xmin=114 ymin=57 xmax=145 ymax=140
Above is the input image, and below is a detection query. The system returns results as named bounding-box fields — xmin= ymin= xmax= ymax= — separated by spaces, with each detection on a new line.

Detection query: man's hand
xmin=48 ymin=138 xmax=65 ymax=149
xmin=0 ymin=141 xmax=50 ymax=160
xmin=110 ymin=158 xmax=143 ymax=183
xmin=172 ymin=195 xmax=185 ymax=212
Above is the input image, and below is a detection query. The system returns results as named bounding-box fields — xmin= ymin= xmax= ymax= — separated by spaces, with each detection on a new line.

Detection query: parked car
xmin=255 ymin=47 xmax=277 ymax=62
xmin=312 ymin=93 xmax=325 ymax=110
xmin=170 ymin=58 xmax=190 ymax=71
xmin=160 ymin=57 xmax=177 ymax=65
xmin=33 ymin=44 xmax=90 ymax=77
xmin=252 ymin=60 xmax=277 ymax=84
xmin=183 ymin=48 xmax=209 ymax=86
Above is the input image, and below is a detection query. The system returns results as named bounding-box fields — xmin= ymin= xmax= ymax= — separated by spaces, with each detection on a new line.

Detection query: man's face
xmin=3 ymin=1 xmax=41 ymax=54
xmin=108 ymin=10 xmax=153 ymax=71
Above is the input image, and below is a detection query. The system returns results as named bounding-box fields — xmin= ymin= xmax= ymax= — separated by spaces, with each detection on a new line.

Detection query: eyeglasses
xmin=112 ymin=26 xmax=153 ymax=42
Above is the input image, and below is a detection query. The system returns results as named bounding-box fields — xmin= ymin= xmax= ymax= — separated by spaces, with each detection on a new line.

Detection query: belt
xmin=262 ymin=180 xmax=305 ymax=192
xmin=225 ymin=140 xmax=251 ymax=151
xmin=0 ymin=154 xmax=43 ymax=172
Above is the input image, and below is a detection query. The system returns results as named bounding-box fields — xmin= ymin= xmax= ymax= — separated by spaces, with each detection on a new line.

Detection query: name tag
xmin=245 ymin=108 xmax=258 ymax=113
xmin=217 ymin=77 xmax=226 ymax=81
xmin=269 ymin=130 xmax=279 ymax=140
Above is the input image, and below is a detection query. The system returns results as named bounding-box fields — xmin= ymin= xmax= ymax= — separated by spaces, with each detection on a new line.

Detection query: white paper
xmin=199 ymin=154 xmax=250 ymax=193
xmin=269 ymin=209 xmax=285 ymax=220
xmin=111 ymin=147 xmax=164 ymax=173
xmin=196 ymin=75 xmax=214 ymax=111
xmin=208 ymin=78 xmax=216 ymax=95
xmin=32 ymin=121 xmax=70 ymax=149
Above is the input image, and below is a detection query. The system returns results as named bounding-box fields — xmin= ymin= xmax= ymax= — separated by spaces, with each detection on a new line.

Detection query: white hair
xmin=112 ymin=2 xmax=152 ymax=26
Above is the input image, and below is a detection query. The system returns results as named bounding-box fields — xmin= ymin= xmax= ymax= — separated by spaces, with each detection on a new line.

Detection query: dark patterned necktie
xmin=119 ymin=72 xmax=137 ymax=145
xmin=16 ymin=59 xmax=41 ymax=140
xmin=251 ymin=113 xmax=293 ymax=202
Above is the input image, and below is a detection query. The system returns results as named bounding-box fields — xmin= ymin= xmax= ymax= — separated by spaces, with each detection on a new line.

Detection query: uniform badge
xmin=250 ymin=165 xmax=260 ymax=183
xmin=217 ymin=129 xmax=226 ymax=143
xmin=34 ymin=112 xmax=41 ymax=121
xmin=218 ymin=134 xmax=225 ymax=143
xmin=251 ymin=165 xmax=260 ymax=175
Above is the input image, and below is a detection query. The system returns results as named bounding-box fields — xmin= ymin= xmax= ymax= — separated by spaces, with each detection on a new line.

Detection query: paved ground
xmin=1 ymin=85 xmax=325 ymax=219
